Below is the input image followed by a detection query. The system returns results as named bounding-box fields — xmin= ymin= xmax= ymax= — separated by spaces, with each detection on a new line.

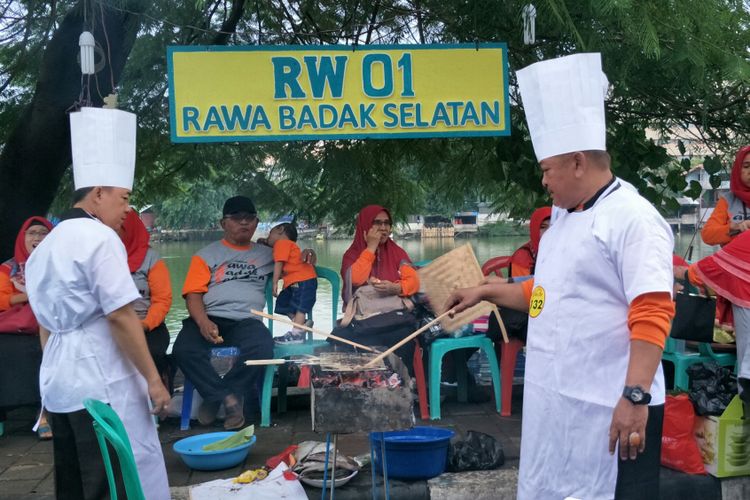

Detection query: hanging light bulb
xmin=79 ymin=31 xmax=95 ymax=75
xmin=522 ymin=4 xmax=537 ymax=45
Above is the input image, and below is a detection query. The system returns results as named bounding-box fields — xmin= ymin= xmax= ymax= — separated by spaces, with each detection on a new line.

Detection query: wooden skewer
xmin=250 ymin=309 xmax=381 ymax=354
xmin=364 ymin=309 xmax=455 ymax=368
xmin=244 ymin=359 xmax=288 ymax=366
xmin=245 ymin=356 xmax=321 ymax=366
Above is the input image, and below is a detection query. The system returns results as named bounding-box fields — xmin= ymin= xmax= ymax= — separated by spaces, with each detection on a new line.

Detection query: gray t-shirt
xmin=185 ymin=240 xmax=273 ymax=321
xmin=131 ymin=247 xmax=160 ymax=320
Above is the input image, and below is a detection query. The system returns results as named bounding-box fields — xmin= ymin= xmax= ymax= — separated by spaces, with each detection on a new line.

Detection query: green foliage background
xmin=1 ymin=0 xmax=749 ymax=229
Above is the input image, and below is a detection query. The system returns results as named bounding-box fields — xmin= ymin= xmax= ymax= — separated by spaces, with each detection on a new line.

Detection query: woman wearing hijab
xmin=119 ymin=210 xmax=173 ymax=388
xmin=335 ymin=205 xmax=420 ymax=369
xmin=702 ymin=146 xmax=750 ymax=246
xmin=0 ymin=216 xmax=53 ymax=439
xmin=508 ymin=206 xmax=552 ymax=278
xmin=341 ymin=205 xmax=419 ymax=302
xmin=483 ymin=207 xmax=551 ymax=344
xmin=698 ymin=147 xmax=750 ymax=336
xmin=676 ymin=229 xmax=750 ymax=401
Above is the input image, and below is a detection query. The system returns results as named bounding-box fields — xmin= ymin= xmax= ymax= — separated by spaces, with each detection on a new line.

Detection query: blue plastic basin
xmin=173 ymin=432 xmax=256 ymax=471
xmin=370 ymin=427 xmax=455 ymax=479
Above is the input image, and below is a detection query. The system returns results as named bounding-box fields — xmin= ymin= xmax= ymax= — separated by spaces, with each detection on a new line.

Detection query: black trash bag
xmin=687 ymin=361 xmax=737 ymax=416
xmin=447 ymin=431 xmax=505 ymax=472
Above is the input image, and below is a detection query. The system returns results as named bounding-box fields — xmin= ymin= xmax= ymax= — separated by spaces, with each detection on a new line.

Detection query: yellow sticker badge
xmin=529 ymin=286 xmax=545 ymax=318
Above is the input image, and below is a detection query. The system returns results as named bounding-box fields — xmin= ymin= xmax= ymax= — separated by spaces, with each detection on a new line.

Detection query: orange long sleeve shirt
xmin=0 ymin=269 xmax=16 ymax=311
xmin=701 ymin=197 xmax=733 ymax=246
xmin=142 ymin=259 xmax=172 ymax=331
xmin=520 ymin=279 xmax=673 ymax=349
xmin=349 ymin=249 xmax=420 ymax=296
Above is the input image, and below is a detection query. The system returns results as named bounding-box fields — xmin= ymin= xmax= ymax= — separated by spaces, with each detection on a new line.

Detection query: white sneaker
xmin=275 ymin=330 xmax=305 ymax=344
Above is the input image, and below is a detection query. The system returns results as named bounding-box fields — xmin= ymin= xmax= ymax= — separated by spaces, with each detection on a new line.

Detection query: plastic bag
xmin=661 ymin=394 xmax=706 ymax=474
xmin=447 ymin=431 xmax=504 ymax=472
xmin=687 ymin=362 xmax=737 ymax=416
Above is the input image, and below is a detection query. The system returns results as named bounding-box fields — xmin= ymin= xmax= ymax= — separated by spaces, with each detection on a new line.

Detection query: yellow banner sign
xmin=167 ymin=44 xmax=509 ymax=143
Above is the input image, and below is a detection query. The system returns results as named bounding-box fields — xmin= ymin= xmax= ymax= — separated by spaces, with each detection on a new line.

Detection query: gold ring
xmin=628 ymin=432 xmax=641 ymax=447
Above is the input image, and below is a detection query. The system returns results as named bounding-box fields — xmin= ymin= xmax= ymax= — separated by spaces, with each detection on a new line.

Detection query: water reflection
xmin=154 ymin=232 xmax=717 ymax=343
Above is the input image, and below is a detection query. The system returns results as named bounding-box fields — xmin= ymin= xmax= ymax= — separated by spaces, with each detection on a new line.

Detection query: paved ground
xmin=0 ymin=385 xmax=522 ymax=499
xmin=1 ymin=384 xmax=747 ymax=499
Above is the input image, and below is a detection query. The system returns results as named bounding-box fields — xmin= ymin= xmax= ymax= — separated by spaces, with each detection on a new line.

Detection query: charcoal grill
xmin=309 ymin=352 xmax=414 ymax=500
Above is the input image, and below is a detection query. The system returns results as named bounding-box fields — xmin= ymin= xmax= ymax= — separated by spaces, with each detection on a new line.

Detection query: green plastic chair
xmin=428 ymin=334 xmax=502 ymax=419
xmin=698 ymin=342 xmax=737 ymax=371
xmin=260 ymin=266 xmax=340 ymax=427
xmin=661 ymin=337 xmax=711 ymax=391
xmin=82 ymin=399 xmax=145 ymax=500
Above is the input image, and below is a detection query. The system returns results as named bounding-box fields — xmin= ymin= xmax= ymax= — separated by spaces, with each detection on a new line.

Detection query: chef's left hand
xmin=301 ymin=248 xmax=317 ymax=265
xmin=148 ymin=378 xmax=172 ymax=418
xmin=609 ymin=397 xmax=648 ymax=460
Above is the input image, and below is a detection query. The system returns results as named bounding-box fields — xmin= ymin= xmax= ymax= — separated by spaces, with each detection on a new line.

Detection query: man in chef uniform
xmin=25 ymin=107 xmax=171 ymax=500
xmin=446 ymin=53 xmax=675 ymax=499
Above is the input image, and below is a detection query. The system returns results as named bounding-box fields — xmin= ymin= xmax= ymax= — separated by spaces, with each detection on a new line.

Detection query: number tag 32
xmin=529 ymin=286 xmax=545 ymax=318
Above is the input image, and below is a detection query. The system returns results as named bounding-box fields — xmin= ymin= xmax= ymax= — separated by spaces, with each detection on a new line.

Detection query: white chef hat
xmin=70 ymin=107 xmax=136 ymax=190
xmin=517 ymin=53 xmax=609 ymax=162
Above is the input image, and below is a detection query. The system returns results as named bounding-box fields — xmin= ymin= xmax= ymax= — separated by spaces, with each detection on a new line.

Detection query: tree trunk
xmin=0 ymin=1 xmax=147 ymax=259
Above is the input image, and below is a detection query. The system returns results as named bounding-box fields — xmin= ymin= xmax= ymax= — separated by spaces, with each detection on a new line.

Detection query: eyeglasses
xmin=372 ymin=219 xmax=392 ymax=228
xmin=26 ymin=230 xmax=49 ymax=238
xmin=224 ymin=213 xmax=257 ymax=223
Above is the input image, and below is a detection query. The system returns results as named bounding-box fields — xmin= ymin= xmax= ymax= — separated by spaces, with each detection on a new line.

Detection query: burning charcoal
xmin=387 ymin=373 xmax=401 ymax=388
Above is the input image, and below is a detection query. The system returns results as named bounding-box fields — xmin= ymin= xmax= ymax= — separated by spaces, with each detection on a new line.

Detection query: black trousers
xmin=615 ymin=403 xmax=664 ymax=500
xmin=48 ymin=409 xmax=125 ymax=500
xmin=173 ymin=316 xmax=273 ymax=413
xmin=145 ymin=322 xmax=170 ymax=375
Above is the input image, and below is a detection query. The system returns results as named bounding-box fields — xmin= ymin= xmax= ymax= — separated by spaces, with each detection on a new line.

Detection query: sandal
xmin=37 ymin=421 xmax=52 ymax=441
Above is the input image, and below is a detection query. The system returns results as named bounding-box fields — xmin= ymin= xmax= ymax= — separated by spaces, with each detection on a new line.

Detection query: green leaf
xmin=703 ymin=156 xmax=723 ymax=175
xmin=684 ymin=180 xmax=703 ymax=200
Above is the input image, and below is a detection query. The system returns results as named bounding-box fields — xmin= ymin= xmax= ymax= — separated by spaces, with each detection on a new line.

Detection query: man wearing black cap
xmin=173 ymin=196 xmax=275 ymax=429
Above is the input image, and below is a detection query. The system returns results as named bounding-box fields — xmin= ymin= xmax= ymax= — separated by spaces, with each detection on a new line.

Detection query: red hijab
xmin=13 ymin=216 xmax=53 ymax=265
xmin=695 ymin=229 xmax=750 ymax=308
xmin=341 ymin=205 xmax=411 ymax=283
xmin=120 ymin=210 xmax=150 ymax=273
xmin=510 ymin=206 xmax=552 ymax=271
xmin=730 ymin=145 xmax=750 ymax=206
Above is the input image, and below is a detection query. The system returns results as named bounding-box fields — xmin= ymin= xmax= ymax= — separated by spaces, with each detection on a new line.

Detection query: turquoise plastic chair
xmin=661 ymin=337 xmax=711 ymax=391
xmin=82 ymin=399 xmax=145 ymax=500
xmin=428 ymin=334 xmax=502 ymax=419
xmin=260 ymin=266 xmax=340 ymax=427
xmin=698 ymin=342 xmax=737 ymax=370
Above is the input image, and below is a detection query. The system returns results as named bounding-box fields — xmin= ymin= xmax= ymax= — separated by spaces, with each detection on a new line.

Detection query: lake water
xmin=154 ymin=232 xmax=715 ymax=342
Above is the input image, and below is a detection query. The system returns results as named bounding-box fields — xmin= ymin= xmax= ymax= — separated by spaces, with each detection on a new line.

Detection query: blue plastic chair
xmin=179 ymin=283 xmax=275 ymax=431
xmin=260 ymin=266 xmax=340 ymax=427
xmin=83 ymin=399 xmax=145 ymax=500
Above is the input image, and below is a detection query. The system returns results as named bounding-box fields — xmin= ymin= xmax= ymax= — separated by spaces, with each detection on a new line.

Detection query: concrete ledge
xmin=429 ymin=469 xmax=519 ymax=500
xmin=721 ymin=476 xmax=750 ymax=500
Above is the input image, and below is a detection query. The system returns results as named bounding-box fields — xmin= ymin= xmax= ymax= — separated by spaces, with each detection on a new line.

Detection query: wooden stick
xmin=250 ymin=309 xmax=381 ymax=354
xmin=364 ymin=309 xmax=455 ymax=368
xmin=244 ymin=359 xmax=288 ymax=366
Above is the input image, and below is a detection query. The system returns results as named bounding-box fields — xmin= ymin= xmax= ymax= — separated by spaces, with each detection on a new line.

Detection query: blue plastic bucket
xmin=370 ymin=427 xmax=455 ymax=479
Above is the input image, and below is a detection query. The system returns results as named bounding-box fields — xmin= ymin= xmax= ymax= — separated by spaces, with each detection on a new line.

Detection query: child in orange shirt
xmin=267 ymin=223 xmax=317 ymax=344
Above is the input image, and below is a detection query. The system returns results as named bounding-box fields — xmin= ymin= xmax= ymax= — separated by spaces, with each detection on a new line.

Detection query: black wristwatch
xmin=622 ymin=385 xmax=651 ymax=405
